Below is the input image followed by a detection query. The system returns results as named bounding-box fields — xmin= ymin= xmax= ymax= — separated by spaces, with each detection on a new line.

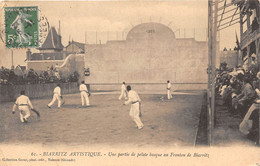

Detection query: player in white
xmin=79 ymin=81 xmax=90 ymax=107
xmin=12 ymin=90 xmax=34 ymax=123
xmin=118 ymin=82 xmax=127 ymax=100
xmin=167 ymin=80 xmax=172 ymax=99
xmin=123 ymin=85 xmax=144 ymax=129
xmin=47 ymin=84 xmax=64 ymax=108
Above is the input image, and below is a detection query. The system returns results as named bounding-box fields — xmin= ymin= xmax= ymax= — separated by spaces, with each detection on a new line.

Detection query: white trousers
xmin=119 ymin=90 xmax=127 ymax=100
xmin=48 ymin=94 xmax=61 ymax=108
xmin=81 ymin=91 xmax=90 ymax=106
xmin=167 ymin=90 xmax=172 ymax=99
xmin=18 ymin=105 xmax=30 ymax=122
xmin=129 ymin=102 xmax=143 ymax=128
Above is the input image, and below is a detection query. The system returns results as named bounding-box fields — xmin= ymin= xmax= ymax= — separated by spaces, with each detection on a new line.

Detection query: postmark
xmin=5 ymin=6 xmax=38 ymax=48
xmin=38 ymin=14 xmax=49 ymax=47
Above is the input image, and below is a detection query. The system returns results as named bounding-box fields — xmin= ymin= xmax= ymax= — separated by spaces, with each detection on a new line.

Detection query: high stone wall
xmin=85 ymin=22 xmax=208 ymax=84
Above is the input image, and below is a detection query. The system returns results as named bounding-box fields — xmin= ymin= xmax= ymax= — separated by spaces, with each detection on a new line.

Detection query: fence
xmin=85 ymin=28 xmax=208 ymax=45
xmin=88 ymin=83 xmax=207 ymax=93
xmin=0 ymin=82 xmax=79 ymax=102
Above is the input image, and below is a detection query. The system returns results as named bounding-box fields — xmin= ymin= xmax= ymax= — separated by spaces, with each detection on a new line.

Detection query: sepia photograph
xmin=0 ymin=0 xmax=260 ymax=165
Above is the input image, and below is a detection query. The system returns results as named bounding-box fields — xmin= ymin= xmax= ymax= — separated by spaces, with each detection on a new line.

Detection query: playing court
xmin=0 ymin=90 xmax=204 ymax=147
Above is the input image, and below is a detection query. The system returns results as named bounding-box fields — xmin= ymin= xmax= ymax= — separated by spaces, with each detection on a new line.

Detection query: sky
xmin=0 ymin=0 xmax=239 ymax=68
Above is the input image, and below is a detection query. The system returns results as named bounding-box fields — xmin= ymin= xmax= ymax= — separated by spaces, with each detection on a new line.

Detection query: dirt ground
xmin=0 ymin=91 xmax=204 ymax=147
xmin=213 ymin=98 xmax=257 ymax=146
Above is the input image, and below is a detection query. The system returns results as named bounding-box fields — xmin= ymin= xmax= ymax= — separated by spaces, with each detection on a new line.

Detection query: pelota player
xmin=123 ymin=85 xmax=144 ymax=129
xmin=79 ymin=81 xmax=90 ymax=107
xmin=167 ymin=80 xmax=173 ymax=99
xmin=118 ymin=82 xmax=128 ymax=100
xmin=47 ymin=83 xmax=64 ymax=109
xmin=12 ymin=90 xmax=40 ymax=123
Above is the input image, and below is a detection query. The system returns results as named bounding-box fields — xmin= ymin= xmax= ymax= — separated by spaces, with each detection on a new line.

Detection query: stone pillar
xmin=247 ymin=45 xmax=251 ymax=65
xmin=247 ymin=11 xmax=251 ymax=30
xmin=258 ymin=109 xmax=260 ymax=145
xmin=239 ymin=9 xmax=243 ymax=64
xmin=256 ymin=39 xmax=260 ymax=69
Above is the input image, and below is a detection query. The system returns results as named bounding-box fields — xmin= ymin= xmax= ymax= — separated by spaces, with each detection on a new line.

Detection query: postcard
xmin=0 ymin=0 xmax=260 ymax=165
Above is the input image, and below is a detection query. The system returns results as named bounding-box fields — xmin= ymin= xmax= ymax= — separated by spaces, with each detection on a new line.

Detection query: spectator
xmin=0 ymin=66 xmax=79 ymax=85
xmin=240 ymin=72 xmax=260 ymax=143
xmin=236 ymin=77 xmax=256 ymax=116
xmin=47 ymin=67 xmax=51 ymax=75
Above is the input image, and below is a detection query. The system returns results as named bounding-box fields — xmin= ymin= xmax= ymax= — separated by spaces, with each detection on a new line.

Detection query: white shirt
xmin=125 ymin=90 xmax=141 ymax=105
xmin=220 ymin=85 xmax=227 ymax=96
xmin=53 ymin=86 xmax=61 ymax=96
xmin=121 ymin=84 xmax=126 ymax=91
xmin=79 ymin=84 xmax=88 ymax=92
xmin=15 ymin=95 xmax=33 ymax=108
xmin=167 ymin=82 xmax=171 ymax=90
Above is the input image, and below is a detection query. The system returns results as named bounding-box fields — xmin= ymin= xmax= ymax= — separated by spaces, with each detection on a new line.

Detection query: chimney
xmin=58 ymin=21 xmax=62 ymax=50
xmin=26 ymin=49 xmax=32 ymax=60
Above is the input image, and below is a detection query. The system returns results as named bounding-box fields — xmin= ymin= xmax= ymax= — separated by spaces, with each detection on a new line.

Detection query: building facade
xmin=26 ymin=27 xmax=85 ymax=78
xmin=238 ymin=0 xmax=260 ymax=66
xmin=26 ymin=26 xmax=66 ymax=73
xmin=66 ymin=41 xmax=85 ymax=54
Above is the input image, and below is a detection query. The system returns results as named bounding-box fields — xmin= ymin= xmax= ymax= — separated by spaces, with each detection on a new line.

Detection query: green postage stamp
xmin=5 ymin=6 xmax=38 ymax=48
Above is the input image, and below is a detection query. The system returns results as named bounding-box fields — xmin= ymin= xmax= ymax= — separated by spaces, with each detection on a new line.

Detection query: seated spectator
xmin=215 ymin=61 xmax=259 ymax=143
xmin=47 ymin=67 xmax=51 ymax=75
xmin=220 ymin=80 xmax=230 ymax=97
xmin=230 ymin=80 xmax=241 ymax=112
xmin=240 ymin=72 xmax=260 ymax=143
xmin=236 ymin=77 xmax=256 ymax=116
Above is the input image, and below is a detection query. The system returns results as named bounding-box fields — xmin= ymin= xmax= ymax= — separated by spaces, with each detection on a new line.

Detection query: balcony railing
xmin=241 ymin=23 xmax=260 ymax=49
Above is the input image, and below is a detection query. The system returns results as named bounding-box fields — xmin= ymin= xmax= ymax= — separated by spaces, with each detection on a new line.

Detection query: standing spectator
xmin=47 ymin=67 xmax=51 ymax=76
xmin=54 ymin=70 xmax=60 ymax=80
xmin=54 ymin=63 xmax=60 ymax=79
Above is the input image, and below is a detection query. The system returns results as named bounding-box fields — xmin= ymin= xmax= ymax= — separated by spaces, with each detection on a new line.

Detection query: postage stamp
xmin=5 ymin=6 xmax=38 ymax=48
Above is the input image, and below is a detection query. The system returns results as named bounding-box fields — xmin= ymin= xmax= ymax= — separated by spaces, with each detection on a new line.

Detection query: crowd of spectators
xmin=216 ymin=62 xmax=259 ymax=143
xmin=0 ymin=66 xmax=79 ymax=85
